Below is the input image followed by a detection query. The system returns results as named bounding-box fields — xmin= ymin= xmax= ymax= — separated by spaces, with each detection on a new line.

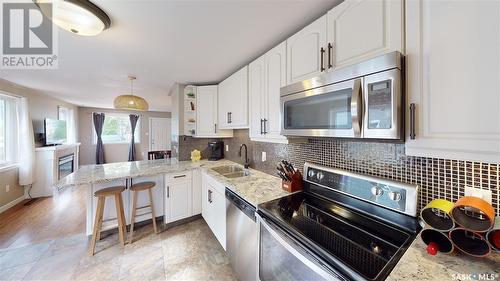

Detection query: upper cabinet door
xmin=249 ymin=55 xmax=265 ymax=139
xmin=286 ymin=15 xmax=327 ymax=85
xmin=264 ymin=41 xmax=287 ymax=140
xmin=196 ymin=86 xmax=217 ymax=136
xmin=327 ymin=0 xmax=403 ymax=69
xmin=218 ymin=66 xmax=249 ymax=129
xmin=405 ymin=0 xmax=500 ymax=163
xmin=197 ymin=85 xmax=233 ymax=138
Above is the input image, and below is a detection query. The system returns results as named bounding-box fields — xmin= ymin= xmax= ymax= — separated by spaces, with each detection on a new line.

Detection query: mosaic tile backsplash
xmin=179 ymin=130 xmax=499 ymax=215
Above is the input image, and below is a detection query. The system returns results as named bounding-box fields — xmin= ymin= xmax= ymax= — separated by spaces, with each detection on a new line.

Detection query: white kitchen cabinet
xmin=129 ymin=176 xmax=164 ymax=224
xmin=218 ymin=66 xmax=249 ymax=129
xmin=89 ymin=179 xmax=129 ymax=235
xmin=405 ymin=0 xmax=500 ymax=163
xmin=164 ymin=171 xmax=192 ymax=223
xmin=195 ymin=85 xmax=233 ymax=138
xmin=192 ymin=168 xmax=202 ymax=215
xmin=201 ymin=171 xmax=226 ymax=250
xmin=286 ymin=15 xmax=327 ymax=85
xmin=249 ymin=42 xmax=288 ymax=143
xmin=327 ymin=0 xmax=403 ymax=70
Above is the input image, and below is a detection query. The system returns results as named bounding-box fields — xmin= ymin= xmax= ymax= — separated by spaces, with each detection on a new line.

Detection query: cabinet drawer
xmin=168 ymin=171 xmax=192 ymax=184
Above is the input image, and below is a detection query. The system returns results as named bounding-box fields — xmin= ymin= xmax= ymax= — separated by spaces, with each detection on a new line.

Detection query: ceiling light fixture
xmin=114 ymin=76 xmax=149 ymax=111
xmin=34 ymin=0 xmax=111 ymax=36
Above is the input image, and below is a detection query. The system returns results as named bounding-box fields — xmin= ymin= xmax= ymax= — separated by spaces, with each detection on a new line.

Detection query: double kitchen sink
xmin=211 ymin=165 xmax=250 ymax=178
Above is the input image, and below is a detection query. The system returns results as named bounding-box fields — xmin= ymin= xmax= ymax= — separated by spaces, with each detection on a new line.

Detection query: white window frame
xmin=0 ymin=92 xmax=19 ymax=169
xmin=92 ymin=113 xmax=141 ymax=145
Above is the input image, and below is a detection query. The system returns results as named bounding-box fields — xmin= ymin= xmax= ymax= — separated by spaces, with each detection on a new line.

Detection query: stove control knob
xmin=371 ymin=186 xmax=383 ymax=197
xmin=388 ymin=191 xmax=402 ymax=202
xmin=316 ymin=172 xmax=324 ymax=181
xmin=308 ymin=169 xmax=316 ymax=179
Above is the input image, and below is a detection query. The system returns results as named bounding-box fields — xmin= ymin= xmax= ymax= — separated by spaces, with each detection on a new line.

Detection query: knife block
xmin=281 ymin=171 xmax=303 ymax=193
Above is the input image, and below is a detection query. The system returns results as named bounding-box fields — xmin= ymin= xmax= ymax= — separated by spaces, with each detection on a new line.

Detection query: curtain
xmin=128 ymin=114 xmax=139 ymax=161
xmin=18 ymin=97 xmax=35 ymax=186
xmin=93 ymin=113 xmax=105 ymax=164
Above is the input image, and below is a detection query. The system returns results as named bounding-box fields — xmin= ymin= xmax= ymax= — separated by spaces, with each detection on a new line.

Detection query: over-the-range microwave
xmin=280 ymin=52 xmax=403 ymax=140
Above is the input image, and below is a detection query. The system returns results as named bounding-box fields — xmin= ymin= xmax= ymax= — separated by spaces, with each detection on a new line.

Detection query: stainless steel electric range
xmin=257 ymin=162 xmax=422 ymax=281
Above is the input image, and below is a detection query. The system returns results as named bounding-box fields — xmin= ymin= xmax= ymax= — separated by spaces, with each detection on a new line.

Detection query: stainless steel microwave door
xmin=281 ymin=79 xmax=361 ymax=138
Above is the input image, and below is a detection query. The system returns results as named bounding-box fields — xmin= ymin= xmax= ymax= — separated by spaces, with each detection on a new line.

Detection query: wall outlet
xmin=262 ymin=151 xmax=267 ymax=162
xmin=465 ymin=186 xmax=492 ymax=204
xmin=5 ymin=184 xmax=9 ymax=193
xmin=225 ymin=145 xmax=229 ymax=152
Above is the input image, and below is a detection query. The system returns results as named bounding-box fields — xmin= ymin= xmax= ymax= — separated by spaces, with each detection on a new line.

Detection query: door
xmin=196 ymin=85 xmax=217 ymax=136
xmin=149 ymin=117 xmax=171 ymax=151
xmin=281 ymin=78 xmax=362 ymax=138
xmin=286 ymin=15 xmax=327 ymax=85
xmin=327 ymin=0 xmax=403 ymax=69
xmin=405 ymin=0 xmax=500 ymax=163
xmin=249 ymin=54 xmax=265 ymax=139
xmin=264 ymin=41 xmax=287 ymax=140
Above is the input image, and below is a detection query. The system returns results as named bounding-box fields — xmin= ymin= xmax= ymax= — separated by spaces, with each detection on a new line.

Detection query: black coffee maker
xmin=208 ymin=141 xmax=224 ymax=161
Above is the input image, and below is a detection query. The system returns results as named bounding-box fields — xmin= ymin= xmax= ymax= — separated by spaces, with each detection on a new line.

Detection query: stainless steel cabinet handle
xmin=227 ymin=112 xmax=229 ymax=124
xmin=328 ymin=43 xmax=333 ymax=69
xmin=410 ymin=103 xmax=416 ymax=139
xmin=351 ymin=79 xmax=363 ymax=138
xmin=173 ymin=175 xmax=186 ymax=178
xmin=214 ymin=124 xmax=217 ymax=133
xmin=208 ymin=190 xmax=213 ymax=203
xmin=167 ymin=186 xmax=170 ymax=198
xmin=320 ymin=47 xmax=325 ymax=72
xmin=260 ymin=118 xmax=264 ymax=134
xmin=263 ymin=118 xmax=268 ymax=134
xmin=228 ymin=112 xmax=232 ymax=123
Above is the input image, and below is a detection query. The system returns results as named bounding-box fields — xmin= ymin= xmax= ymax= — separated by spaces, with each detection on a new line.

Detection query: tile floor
xmin=0 ymin=219 xmax=237 ymax=281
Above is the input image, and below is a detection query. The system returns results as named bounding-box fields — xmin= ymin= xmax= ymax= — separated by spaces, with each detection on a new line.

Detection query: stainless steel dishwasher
xmin=226 ymin=188 xmax=258 ymax=281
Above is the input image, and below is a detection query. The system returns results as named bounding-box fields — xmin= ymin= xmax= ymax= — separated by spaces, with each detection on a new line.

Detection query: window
xmin=94 ymin=113 xmax=140 ymax=144
xmin=0 ymin=94 xmax=19 ymax=167
xmin=58 ymin=106 xmax=76 ymax=143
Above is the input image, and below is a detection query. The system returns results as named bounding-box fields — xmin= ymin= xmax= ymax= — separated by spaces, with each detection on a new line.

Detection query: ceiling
xmin=1 ymin=0 xmax=341 ymax=112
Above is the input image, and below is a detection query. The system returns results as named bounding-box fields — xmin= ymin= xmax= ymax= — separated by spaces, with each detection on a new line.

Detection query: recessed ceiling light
xmin=34 ymin=0 xmax=111 ymax=36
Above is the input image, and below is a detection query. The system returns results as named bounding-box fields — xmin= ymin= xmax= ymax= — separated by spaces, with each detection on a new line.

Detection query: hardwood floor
xmin=0 ymin=186 xmax=86 ymax=250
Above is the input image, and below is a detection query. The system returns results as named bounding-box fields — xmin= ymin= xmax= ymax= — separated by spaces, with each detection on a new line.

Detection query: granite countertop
xmin=388 ymin=234 xmax=500 ymax=281
xmin=55 ymin=158 xmax=290 ymax=207
xmin=202 ymin=164 xmax=290 ymax=207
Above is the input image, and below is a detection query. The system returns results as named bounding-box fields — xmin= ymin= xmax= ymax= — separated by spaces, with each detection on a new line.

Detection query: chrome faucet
xmin=238 ymin=144 xmax=250 ymax=169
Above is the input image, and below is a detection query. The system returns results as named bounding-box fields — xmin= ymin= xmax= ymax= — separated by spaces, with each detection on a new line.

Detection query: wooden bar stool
xmin=89 ymin=186 xmax=127 ymax=256
xmin=129 ymin=181 xmax=158 ymax=243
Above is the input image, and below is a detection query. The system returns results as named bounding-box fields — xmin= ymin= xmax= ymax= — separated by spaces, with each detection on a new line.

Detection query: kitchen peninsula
xmin=55 ymin=158 xmax=289 ymax=236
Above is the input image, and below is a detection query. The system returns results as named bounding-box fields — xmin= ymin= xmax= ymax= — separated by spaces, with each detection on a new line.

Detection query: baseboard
xmin=0 ymin=195 xmax=26 ymax=214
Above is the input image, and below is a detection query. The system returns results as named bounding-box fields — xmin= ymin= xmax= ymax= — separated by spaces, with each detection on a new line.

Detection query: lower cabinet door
xmin=212 ymin=189 xmax=226 ymax=250
xmin=165 ymin=178 xmax=192 ymax=223
xmin=90 ymin=179 xmax=129 ymax=235
xmin=192 ymin=169 xmax=202 ymax=215
xmin=130 ymin=176 xmax=163 ymax=224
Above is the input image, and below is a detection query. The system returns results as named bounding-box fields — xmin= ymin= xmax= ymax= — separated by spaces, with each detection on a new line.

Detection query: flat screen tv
xmin=44 ymin=118 xmax=67 ymax=145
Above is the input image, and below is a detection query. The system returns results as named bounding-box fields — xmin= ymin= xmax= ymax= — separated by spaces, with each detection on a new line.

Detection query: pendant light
xmin=34 ymin=0 xmax=111 ymax=36
xmin=114 ymin=76 xmax=149 ymax=111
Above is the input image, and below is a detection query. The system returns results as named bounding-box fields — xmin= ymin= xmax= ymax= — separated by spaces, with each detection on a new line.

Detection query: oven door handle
xmin=350 ymin=78 xmax=363 ymax=138
xmin=258 ymin=215 xmax=343 ymax=281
